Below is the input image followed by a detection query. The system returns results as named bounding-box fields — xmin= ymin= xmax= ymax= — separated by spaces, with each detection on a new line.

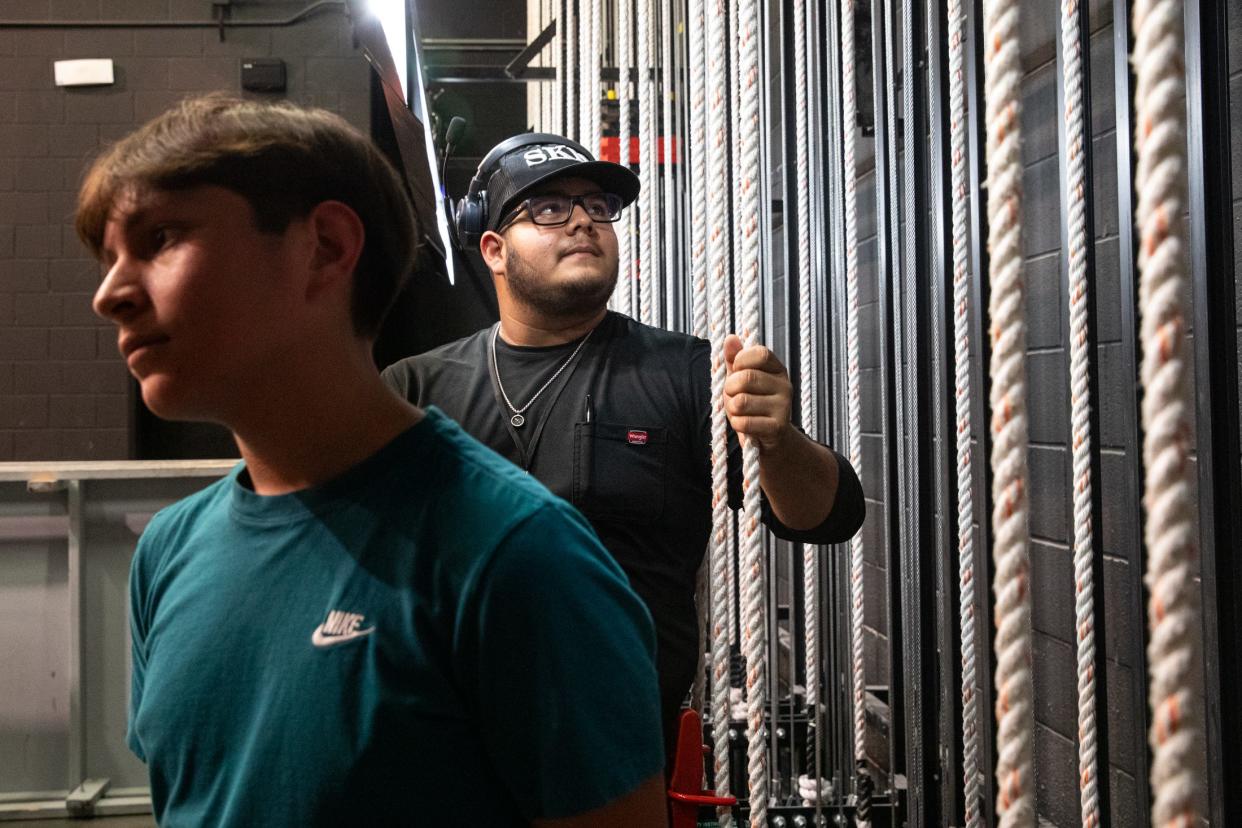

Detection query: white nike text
xmin=311 ymin=609 xmax=375 ymax=648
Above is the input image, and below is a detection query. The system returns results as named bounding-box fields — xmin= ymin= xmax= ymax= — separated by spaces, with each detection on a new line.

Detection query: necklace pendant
xmin=510 ymin=413 xmax=526 ymax=428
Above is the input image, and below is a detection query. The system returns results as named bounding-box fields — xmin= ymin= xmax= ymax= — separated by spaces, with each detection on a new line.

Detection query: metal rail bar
xmin=899 ymin=0 xmax=940 ymax=821
xmin=505 ymin=20 xmax=557 ymax=78
xmin=869 ymin=0 xmax=906 ymax=813
xmin=66 ymin=481 xmax=86 ymax=788
xmin=821 ymin=0 xmax=851 ymax=808
xmin=777 ymin=0 xmax=806 ymax=797
xmin=926 ymin=0 xmax=963 ymax=819
xmin=1111 ymin=1 xmax=1153 ymax=821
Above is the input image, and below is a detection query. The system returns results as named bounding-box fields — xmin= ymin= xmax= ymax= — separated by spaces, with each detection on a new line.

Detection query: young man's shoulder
xmin=145 ymin=470 xmax=232 ymax=531
xmin=129 ymin=472 xmax=235 ymax=576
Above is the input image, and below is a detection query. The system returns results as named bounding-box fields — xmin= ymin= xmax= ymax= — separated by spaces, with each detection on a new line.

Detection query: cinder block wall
xmin=0 ymin=0 xmax=370 ymax=461
xmin=850 ymin=0 xmax=1239 ymax=824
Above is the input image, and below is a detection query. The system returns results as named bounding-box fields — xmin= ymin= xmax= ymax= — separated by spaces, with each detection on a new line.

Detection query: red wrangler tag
xmin=627 ymin=430 xmax=649 ymax=446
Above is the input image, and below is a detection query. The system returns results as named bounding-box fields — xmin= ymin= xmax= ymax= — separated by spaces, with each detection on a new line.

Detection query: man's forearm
xmin=756 ymin=427 xmax=840 ymax=531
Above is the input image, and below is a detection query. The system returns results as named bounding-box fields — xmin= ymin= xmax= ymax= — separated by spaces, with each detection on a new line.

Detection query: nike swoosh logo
xmin=310 ymin=625 xmax=376 ymax=648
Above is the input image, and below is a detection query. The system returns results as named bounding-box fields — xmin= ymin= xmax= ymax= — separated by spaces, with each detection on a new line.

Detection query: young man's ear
xmin=479 ymin=230 xmax=505 ymax=275
xmin=306 ymin=200 xmax=365 ymax=298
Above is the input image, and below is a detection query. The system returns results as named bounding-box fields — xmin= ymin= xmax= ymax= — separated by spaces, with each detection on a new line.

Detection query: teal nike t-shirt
xmin=126 ymin=407 xmax=663 ymax=826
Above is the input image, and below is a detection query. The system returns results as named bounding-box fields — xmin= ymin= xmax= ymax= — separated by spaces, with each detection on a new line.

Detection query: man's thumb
xmin=724 ymin=334 xmax=742 ymax=371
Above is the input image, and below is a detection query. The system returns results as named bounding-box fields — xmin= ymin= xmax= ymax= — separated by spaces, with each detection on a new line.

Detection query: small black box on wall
xmin=241 ymin=58 xmax=286 ymax=93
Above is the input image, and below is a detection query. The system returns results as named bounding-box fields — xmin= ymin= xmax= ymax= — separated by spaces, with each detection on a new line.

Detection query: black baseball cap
xmin=484 ymin=135 xmax=641 ymax=232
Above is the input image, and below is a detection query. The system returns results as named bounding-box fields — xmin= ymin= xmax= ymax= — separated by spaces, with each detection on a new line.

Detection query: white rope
xmin=728 ymin=0 xmax=743 ymax=325
xmin=615 ymin=0 xmax=635 ymax=317
xmin=564 ymin=0 xmax=577 ymax=139
xmin=706 ymin=0 xmax=734 ymax=821
xmin=796 ymin=774 xmax=834 ymax=802
xmin=720 ymin=0 xmax=739 ymax=653
xmin=948 ymin=0 xmax=980 ymax=822
xmin=1058 ymin=1 xmax=1100 ymax=825
xmin=592 ymin=0 xmax=600 ymax=145
xmin=592 ymin=0 xmax=602 ymax=154
xmin=736 ymin=0 xmax=766 ymax=821
xmin=727 ymin=510 xmax=737 ymax=646
xmin=660 ymin=0 xmax=676 ymax=329
xmin=838 ymin=1 xmax=870 ymax=824
xmin=689 ymin=0 xmax=708 ymax=341
xmin=688 ymin=0 xmax=710 ymax=718
xmin=579 ymin=0 xmax=600 ymax=154
xmin=730 ymin=686 xmax=747 ymax=721
xmin=1132 ymin=0 xmax=1206 ymax=824
xmin=793 ymin=0 xmax=817 ymax=718
xmin=637 ymin=0 xmax=656 ymax=326
xmin=983 ymin=0 xmax=1034 ymax=822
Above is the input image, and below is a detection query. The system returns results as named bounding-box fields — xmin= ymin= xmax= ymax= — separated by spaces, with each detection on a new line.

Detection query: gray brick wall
xmin=839 ymin=0 xmax=1200 ymax=821
xmin=0 ymin=0 xmax=370 ymax=460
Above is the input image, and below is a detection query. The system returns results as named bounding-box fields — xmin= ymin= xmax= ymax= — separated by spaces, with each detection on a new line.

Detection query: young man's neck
xmin=229 ymin=354 xmax=422 ymax=496
xmin=497 ymin=306 xmax=607 ymax=347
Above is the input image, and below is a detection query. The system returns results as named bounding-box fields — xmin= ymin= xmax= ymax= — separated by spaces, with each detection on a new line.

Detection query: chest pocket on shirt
xmin=573 ymin=422 xmax=668 ymax=522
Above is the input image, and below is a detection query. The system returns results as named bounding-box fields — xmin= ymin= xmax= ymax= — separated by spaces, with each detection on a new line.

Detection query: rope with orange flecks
xmin=687 ymin=0 xmax=709 ymax=716
xmin=705 ymin=0 xmax=734 ymax=820
xmin=840 ymin=0 xmax=870 ymax=821
xmin=1060 ymin=0 xmax=1101 ymax=824
xmin=1132 ymin=0 xmax=1206 ymax=824
xmin=983 ymin=0 xmax=1034 ymax=821
xmin=948 ymin=0 xmax=981 ymax=821
xmin=613 ymin=0 xmax=635 ymax=317
xmin=637 ymin=0 xmax=656 ymax=325
xmin=735 ymin=0 xmax=767 ymax=820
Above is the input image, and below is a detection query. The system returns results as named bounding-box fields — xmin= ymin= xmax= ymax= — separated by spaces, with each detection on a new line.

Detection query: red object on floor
xmin=667 ymin=709 xmax=736 ymax=828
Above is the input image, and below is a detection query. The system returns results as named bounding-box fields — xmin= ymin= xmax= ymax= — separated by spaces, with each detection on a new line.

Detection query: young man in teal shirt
xmin=79 ymin=95 xmax=667 ymax=826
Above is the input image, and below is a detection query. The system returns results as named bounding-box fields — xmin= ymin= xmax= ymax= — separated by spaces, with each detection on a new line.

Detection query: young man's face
xmin=494 ymin=176 xmax=621 ymax=319
xmin=93 ymin=185 xmax=311 ymax=423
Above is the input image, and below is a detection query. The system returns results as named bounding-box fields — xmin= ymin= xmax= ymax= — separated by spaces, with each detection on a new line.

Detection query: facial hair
xmin=504 ymin=244 xmax=618 ymax=319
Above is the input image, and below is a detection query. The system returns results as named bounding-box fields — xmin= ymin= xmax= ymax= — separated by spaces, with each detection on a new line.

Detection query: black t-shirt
xmin=381 ymin=312 xmax=865 ymax=714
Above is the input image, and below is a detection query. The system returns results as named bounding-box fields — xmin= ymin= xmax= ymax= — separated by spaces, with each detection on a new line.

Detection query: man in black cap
xmin=382 ymin=133 xmax=866 ymax=763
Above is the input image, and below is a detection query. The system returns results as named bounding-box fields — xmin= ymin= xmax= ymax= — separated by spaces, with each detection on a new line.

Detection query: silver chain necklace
xmin=490 ymin=324 xmax=595 ymax=428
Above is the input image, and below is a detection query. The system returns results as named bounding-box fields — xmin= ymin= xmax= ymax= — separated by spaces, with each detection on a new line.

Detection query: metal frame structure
xmin=0 ymin=463 xmax=232 ymax=820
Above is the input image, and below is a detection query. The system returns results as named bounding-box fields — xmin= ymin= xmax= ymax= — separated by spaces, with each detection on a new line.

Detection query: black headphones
xmin=453 ymin=132 xmax=594 ymax=249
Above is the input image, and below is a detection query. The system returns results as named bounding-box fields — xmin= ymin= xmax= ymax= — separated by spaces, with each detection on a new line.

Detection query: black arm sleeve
xmin=693 ymin=338 xmax=865 ymax=545
xmin=726 ymin=434 xmax=866 ymax=545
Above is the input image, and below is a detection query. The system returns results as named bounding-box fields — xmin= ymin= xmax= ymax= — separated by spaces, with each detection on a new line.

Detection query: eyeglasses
xmin=500 ymin=193 xmax=624 ymax=231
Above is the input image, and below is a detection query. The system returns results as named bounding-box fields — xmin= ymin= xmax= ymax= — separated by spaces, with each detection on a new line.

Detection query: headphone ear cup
xmin=455 ymin=194 xmax=484 ymax=249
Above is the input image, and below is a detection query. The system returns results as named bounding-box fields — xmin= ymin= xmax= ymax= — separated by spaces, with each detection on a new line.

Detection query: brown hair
xmin=76 ymin=94 xmax=417 ymax=337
